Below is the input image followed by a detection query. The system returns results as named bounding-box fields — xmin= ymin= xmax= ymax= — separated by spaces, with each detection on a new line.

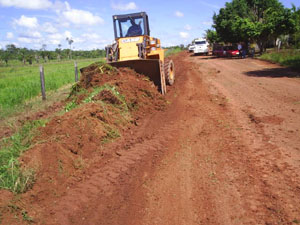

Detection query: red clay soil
xmin=1 ymin=52 xmax=300 ymax=225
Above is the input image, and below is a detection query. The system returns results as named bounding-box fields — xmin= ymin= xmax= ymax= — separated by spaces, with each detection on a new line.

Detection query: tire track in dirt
xmin=138 ymin=55 xmax=246 ymax=225
xmin=39 ymin=105 xmax=186 ymax=224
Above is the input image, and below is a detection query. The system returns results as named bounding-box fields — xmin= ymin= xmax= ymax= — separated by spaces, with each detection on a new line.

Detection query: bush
xmin=260 ymin=49 xmax=300 ymax=70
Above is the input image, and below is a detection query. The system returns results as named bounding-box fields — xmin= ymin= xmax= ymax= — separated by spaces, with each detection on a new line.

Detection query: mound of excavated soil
xmin=17 ymin=63 xmax=166 ymax=207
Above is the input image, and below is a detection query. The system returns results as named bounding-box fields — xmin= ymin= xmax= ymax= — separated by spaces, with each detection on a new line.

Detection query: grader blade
xmin=109 ymin=59 xmax=166 ymax=94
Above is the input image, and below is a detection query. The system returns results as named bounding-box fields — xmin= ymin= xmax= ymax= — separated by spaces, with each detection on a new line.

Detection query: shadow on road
xmin=244 ymin=67 xmax=300 ymax=78
xmin=190 ymin=54 xmax=247 ymax=60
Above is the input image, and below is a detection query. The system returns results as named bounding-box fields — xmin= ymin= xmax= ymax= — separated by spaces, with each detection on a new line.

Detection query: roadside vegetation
xmin=165 ymin=46 xmax=184 ymax=57
xmin=0 ymin=120 xmax=46 ymax=193
xmin=0 ymin=44 xmax=105 ymax=66
xmin=260 ymin=50 xmax=300 ymax=70
xmin=0 ymin=58 xmax=104 ymax=119
xmin=205 ymin=0 xmax=300 ymax=68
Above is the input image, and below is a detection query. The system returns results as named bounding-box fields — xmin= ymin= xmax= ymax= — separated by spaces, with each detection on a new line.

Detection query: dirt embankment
xmin=0 ymin=62 xmax=166 ymax=224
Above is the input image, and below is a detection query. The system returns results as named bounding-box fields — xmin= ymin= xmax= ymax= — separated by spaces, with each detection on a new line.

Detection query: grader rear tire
xmin=164 ymin=60 xmax=175 ymax=85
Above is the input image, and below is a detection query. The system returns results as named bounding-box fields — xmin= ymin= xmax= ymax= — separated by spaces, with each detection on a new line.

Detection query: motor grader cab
xmin=105 ymin=12 xmax=175 ymax=94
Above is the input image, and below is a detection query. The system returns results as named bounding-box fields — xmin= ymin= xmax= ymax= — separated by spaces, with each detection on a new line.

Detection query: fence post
xmin=39 ymin=65 xmax=46 ymax=101
xmin=74 ymin=61 xmax=78 ymax=82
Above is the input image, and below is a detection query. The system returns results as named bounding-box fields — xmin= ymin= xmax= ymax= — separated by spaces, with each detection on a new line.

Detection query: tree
xmin=18 ymin=48 xmax=28 ymax=65
xmin=0 ymin=44 xmax=18 ymax=65
xmin=66 ymin=37 xmax=74 ymax=59
xmin=55 ymin=44 xmax=62 ymax=61
xmin=26 ymin=51 xmax=34 ymax=65
xmin=6 ymin=44 xmax=18 ymax=57
xmin=40 ymin=44 xmax=48 ymax=62
xmin=34 ymin=52 xmax=40 ymax=63
xmin=0 ymin=50 xmax=10 ymax=65
xmin=205 ymin=29 xmax=221 ymax=44
xmin=213 ymin=0 xmax=296 ymax=53
xmin=291 ymin=5 xmax=300 ymax=48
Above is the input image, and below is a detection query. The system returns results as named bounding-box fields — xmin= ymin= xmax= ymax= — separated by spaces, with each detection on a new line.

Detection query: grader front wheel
xmin=164 ymin=60 xmax=175 ymax=85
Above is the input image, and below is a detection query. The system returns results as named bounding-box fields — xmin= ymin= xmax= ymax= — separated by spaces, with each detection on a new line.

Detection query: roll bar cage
xmin=112 ymin=12 xmax=150 ymax=38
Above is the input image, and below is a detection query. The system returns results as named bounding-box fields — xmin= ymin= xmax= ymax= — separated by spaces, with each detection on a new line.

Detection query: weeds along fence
xmin=0 ymin=58 xmax=103 ymax=118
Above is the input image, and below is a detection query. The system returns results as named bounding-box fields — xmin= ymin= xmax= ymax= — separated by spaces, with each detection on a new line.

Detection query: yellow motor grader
xmin=105 ymin=12 xmax=175 ymax=94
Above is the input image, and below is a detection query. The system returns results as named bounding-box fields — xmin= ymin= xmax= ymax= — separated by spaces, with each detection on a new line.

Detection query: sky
xmin=0 ymin=0 xmax=298 ymax=50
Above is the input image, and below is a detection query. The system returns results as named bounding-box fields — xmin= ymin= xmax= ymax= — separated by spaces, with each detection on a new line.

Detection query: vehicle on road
xmin=212 ymin=45 xmax=226 ymax=57
xmin=105 ymin=12 xmax=175 ymax=95
xmin=225 ymin=46 xmax=240 ymax=57
xmin=212 ymin=45 xmax=240 ymax=57
xmin=188 ymin=44 xmax=195 ymax=52
xmin=193 ymin=38 xmax=209 ymax=55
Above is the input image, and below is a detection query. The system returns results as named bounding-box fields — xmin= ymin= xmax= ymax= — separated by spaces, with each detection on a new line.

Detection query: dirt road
xmin=5 ymin=52 xmax=300 ymax=224
xmin=126 ymin=53 xmax=300 ymax=225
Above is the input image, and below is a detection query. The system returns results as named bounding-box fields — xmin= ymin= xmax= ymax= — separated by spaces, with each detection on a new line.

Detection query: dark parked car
xmin=225 ymin=46 xmax=240 ymax=57
xmin=212 ymin=45 xmax=226 ymax=57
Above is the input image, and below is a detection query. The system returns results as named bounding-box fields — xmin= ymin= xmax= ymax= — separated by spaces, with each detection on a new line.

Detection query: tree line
xmin=0 ymin=44 xmax=106 ymax=66
xmin=206 ymin=0 xmax=300 ymax=53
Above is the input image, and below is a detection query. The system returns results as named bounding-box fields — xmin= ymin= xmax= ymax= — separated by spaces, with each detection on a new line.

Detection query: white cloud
xmin=47 ymin=31 xmax=72 ymax=44
xmin=17 ymin=31 xmax=43 ymax=45
xmin=18 ymin=37 xmax=35 ymax=43
xmin=6 ymin=32 xmax=14 ymax=39
xmin=0 ymin=0 xmax=52 ymax=10
xmin=62 ymin=8 xmax=104 ymax=26
xmin=48 ymin=33 xmax=63 ymax=45
xmin=47 ymin=31 xmax=76 ymax=46
xmin=49 ymin=33 xmax=63 ymax=40
xmin=0 ymin=41 xmax=18 ymax=48
xmin=175 ymin=11 xmax=184 ymax=18
xmin=42 ymin=22 xmax=57 ymax=33
xmin=73 ymin=37 xmax=84 ymax=44
xmin=81 ymin=33 xmax=108 ymax=44
xmin=179 ymin=32 xmax=189 ymax=39
xmin=49 ymin=39 xmax=61 ymax=45
xmin=14 ymin=15 xmax=39 ymax=29
xmin=82 ymin=33 xmax=100 ymax=39
xmin=52 ymin=1 xmax=69 ymax=13
xmin=19 ymin=31 xmax=42 ymax=40
xmin=64 ymin=30 xmax=72 ymax=39
xmin=111 ymin=2 xmax=137 ymax=11
xmin=184 ymin=24 xmax=192 ymax=31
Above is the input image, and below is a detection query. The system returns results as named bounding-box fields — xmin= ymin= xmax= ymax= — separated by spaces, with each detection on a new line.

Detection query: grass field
xmin=0 ymin=58 xmax=104 ymax=119
xmin=260 ymin=49 xmax=300 ymax=70
xmin=165 ymin=47 xmax=183 ymax=57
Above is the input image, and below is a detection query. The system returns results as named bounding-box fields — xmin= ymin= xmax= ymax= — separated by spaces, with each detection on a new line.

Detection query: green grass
xmin=0 ymin=58 xmax=105 ymax=119
xmin=260 ymin=49 xmax=300 ymax=70
xmin=165 ymin=47 xmax=183 ymax=58
xmin=0 ymin=120 xmax=46 ymax=193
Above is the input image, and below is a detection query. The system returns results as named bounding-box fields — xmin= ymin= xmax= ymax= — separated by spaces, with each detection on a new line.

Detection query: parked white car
xmin=188 ymin=44 xmax=195 ymax=52
xmin=193 ymin=38 xmax=209 ymax=55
